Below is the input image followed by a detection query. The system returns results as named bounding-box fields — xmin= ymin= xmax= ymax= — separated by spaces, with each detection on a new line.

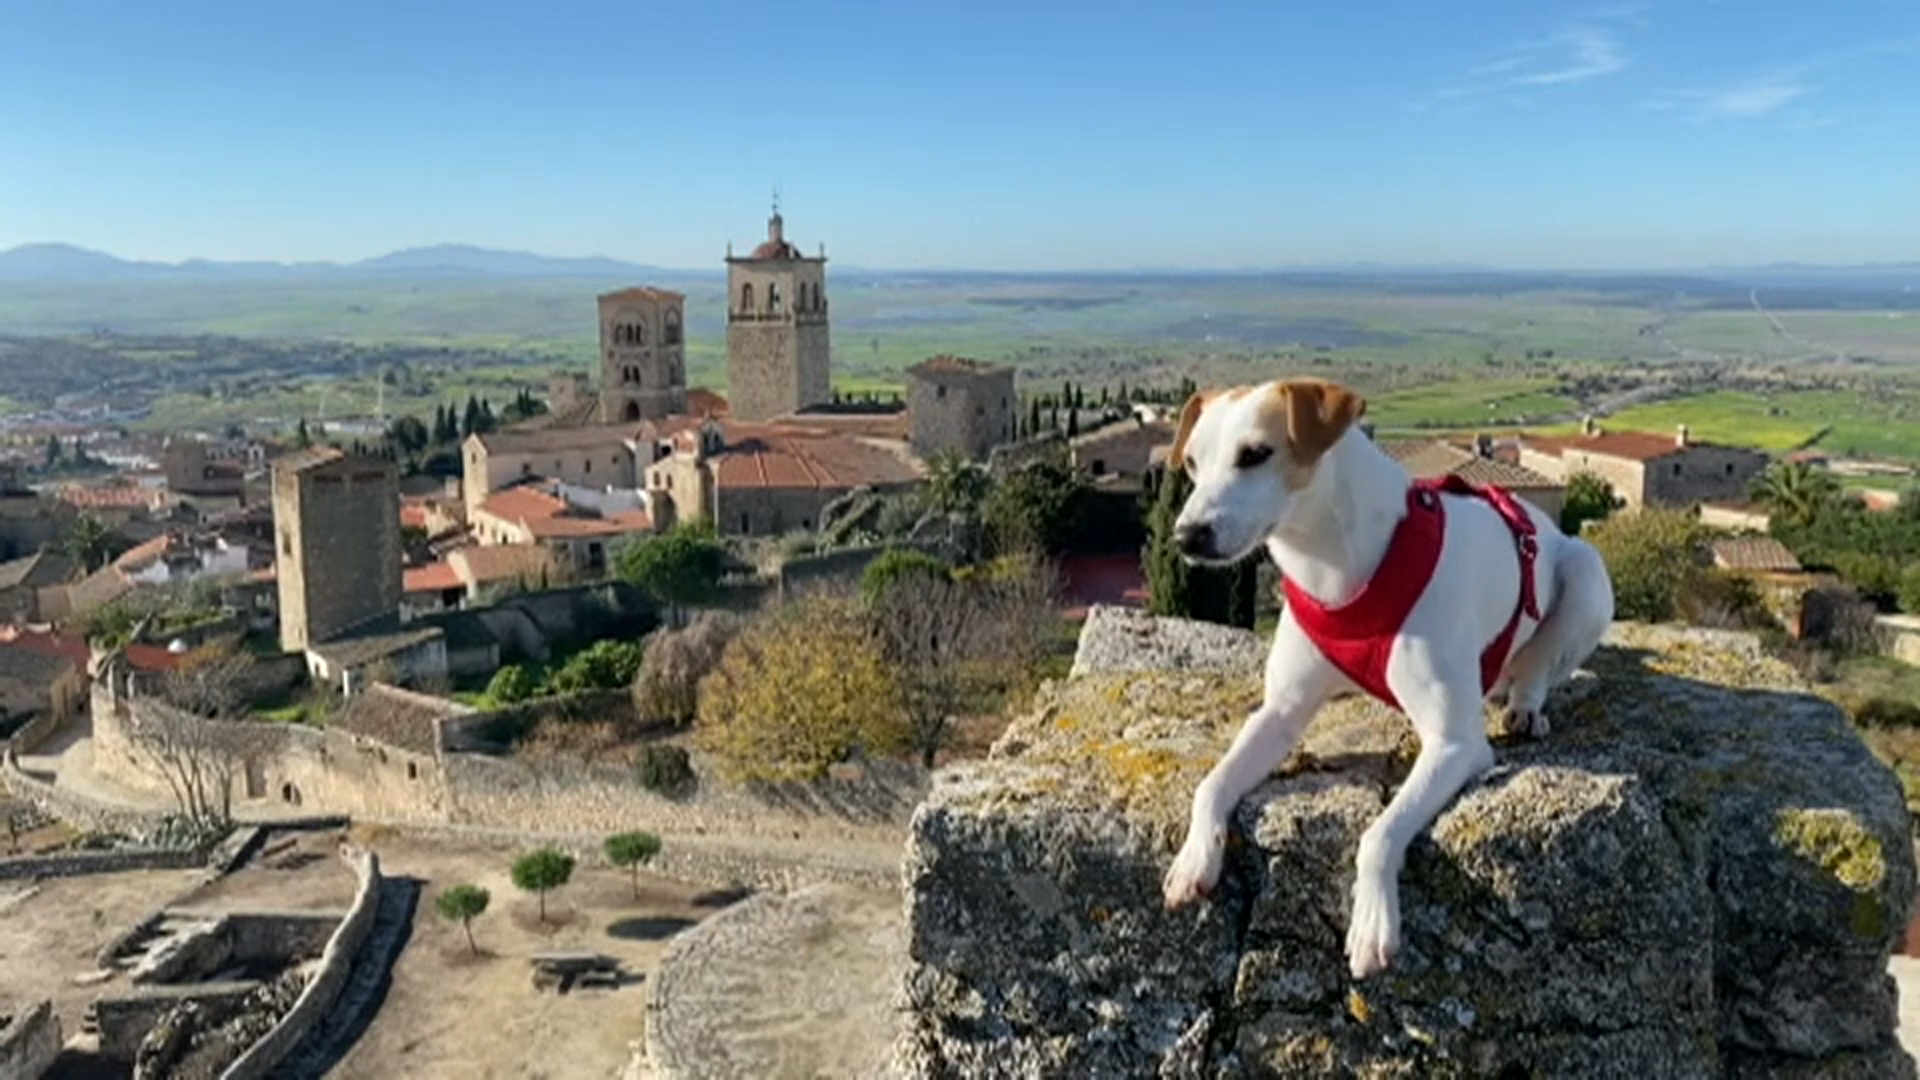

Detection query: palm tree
xmin=924 ymin=452 xmax=990 ymax=516
xmin=1749 ymin=461 xmax=1840 ymax=530
xmin=63 ymin=515 xmax=118 ymax=572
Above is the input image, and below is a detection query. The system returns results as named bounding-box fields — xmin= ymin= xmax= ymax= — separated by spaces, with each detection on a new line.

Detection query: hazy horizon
xmin=7 ymin=1 xmax=1920 ymax=271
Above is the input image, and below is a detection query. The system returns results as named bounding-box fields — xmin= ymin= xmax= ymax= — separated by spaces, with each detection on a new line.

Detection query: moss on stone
xmin=1772 ymin=808 xmax=1886 ymax=892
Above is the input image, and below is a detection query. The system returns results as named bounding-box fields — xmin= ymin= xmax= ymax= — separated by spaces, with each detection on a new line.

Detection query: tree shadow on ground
xmin=606 ymin=915 xmax=698 ymax=942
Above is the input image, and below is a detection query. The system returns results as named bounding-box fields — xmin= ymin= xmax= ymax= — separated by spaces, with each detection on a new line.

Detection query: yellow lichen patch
xmin=1773 ymin=808 xmax=1886 ymax=892
xmin=1347 ymin=988 xmax=1372 ymax=1025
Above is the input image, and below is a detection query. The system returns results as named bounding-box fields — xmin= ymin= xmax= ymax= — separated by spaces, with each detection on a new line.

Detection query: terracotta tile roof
xmin=112 ymin=534 xmax=173 ymax=573
xmin=769 ymin=411 xmax=911 ymax=441
xmin=400 ymin=504 xmax=429 ymax=530
xmin=1381 ymin=440 xmax=1559 ymax=490
xmin=472 ymin=423 xmax=640 ymax=455
xmin=0 ymin=627 xmax=178 ymax=672
xmin=449 ymin=543 xmax=558 ymax=585
xmin=54 ymin=483 xmax=170 ymax=511
xmin=474 ymin=486 xmax=653 ymax=539
xmin=403 ymin=561 xmax=464 ymax=594
xmin=1525 ymin=430 xmax=1698 ymax=463
xmin=1710 ymin=536 xmax=1804 ymax=573
xmin=598 ymin=286 xmax=684 ymax=304
xmin=748 ymin=238 xmax=805 ymax=260
xmin=686 ymin=388 xmax=730 ymax=417
xmin=329 ymin=682 xmax=463 ymax=755
xmin=698 ymin=423 xmax=921 ymax=491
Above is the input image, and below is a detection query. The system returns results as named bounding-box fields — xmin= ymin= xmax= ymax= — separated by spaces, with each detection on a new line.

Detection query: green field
xmin=1589 ymin=388 xmax=1920 ymax=459
xmin=1366 ymin=377 xmax=1578 ymax=431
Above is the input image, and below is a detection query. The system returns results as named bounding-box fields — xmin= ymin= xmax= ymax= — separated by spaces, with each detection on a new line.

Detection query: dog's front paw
xmin=1497 ymin=706 xmax=1550 ymax=740
xmin=1163 ymin=830 xmax=1224 ymax=910
xmin=1346 ymin=872 xmax=1401 ymax=979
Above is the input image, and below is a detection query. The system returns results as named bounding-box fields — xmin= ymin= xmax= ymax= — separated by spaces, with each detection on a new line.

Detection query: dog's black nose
xmin=1175 ymin=521 xmax=1215 ymax=559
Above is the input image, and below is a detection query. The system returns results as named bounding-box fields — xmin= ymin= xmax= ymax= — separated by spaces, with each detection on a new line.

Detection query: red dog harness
xmin=1282 ymin=476 xmax=1542 ymax=711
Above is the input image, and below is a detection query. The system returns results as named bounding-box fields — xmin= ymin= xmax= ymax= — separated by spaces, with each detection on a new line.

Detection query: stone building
xmin=1069 ymin=417 xmax=1175 ymax=486
xmin=161 ymin=437 xmax=248 ymax=507
xmin=1380 ymin=438 xmax=1567 ymax=522
xmin=1518 ymin=421 xmax=1770 ymax=510
xmin=905 ymin=356 xmax=1017 ymax=462
xmin=597 ymin=287 xmax=688 ymax=423
xmin=460 ymin=426 xmax=642 ymax=514
xmin=644 ymin=417 xmax=921 ymax=536
xmin=726 ymin=205 xmax=831 ymax=421
xmin=468 ymin=484 xmax=653 ymax=575
xmin=272 ymin=448 xmax=403 ymax=652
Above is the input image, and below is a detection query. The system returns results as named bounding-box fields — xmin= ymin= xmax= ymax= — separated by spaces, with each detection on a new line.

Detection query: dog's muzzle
xmin=1174 ymin=521 xmax=1216 ymax=560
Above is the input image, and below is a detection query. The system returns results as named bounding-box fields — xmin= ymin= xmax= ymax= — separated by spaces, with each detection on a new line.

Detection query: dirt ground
xmin=327 ymin=833 xmax=735 ymax=1080
xmin=0 ymin=866 xmax=205 ymax=1057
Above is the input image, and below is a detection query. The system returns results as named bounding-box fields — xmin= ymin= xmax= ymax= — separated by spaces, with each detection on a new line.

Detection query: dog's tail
xmin=1541 ymin=537 xmax=1615 ymax=685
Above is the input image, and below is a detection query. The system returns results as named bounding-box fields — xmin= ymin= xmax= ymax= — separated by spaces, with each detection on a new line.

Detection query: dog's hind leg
xmin=1496 ymin=538 xmax=1615 ymax=739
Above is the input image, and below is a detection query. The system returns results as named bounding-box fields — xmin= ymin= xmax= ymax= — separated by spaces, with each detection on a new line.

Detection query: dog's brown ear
xmin=1169 ymin=388 xmax=1220 ymax=470
xmin=1278 ymin=379 xmax=1367 ymax=463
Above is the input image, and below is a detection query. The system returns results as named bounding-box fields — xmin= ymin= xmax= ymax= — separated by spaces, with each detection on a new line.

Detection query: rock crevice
xmin=897 ymin=607 xmax=1916 ymax=1079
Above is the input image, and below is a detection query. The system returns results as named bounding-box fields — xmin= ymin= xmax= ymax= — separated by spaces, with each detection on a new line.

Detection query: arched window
xmin=624 ymin=400 xmax=642 ymax=422
xmin=665 ymin=309 xmax=682 ymax=344
xmin=632 ymin=322 xmax=646 ymax=346
xmin=768 ymin=282 xmax=783 ymax=314
xmin=740 ymin=283 xmax=754 ymax=313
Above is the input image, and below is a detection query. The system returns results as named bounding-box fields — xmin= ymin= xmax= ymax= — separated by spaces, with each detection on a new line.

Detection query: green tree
xmin=617 ymin=524 xmax=727 ymax=625
xmin=1750 ymin=461 xmax=1841 ymax=531
xmin=1899 ymin=563 xmax=1920 ymax=616
xmin=547 ymin=639 xmax=645 ymax=695
xmin=486 ymin=664 xmax=541 ymax=705
xmin=1144 ymin=469 xmax=1195 ymax=618
xmin=510 ymin=846 xmax=576 ymax=924
xmin=1066 ymin=409 xmax=1080 ymax=438
xmin=294 ymin=418 xmax=312 ymax=449
xmin=1587 ymin=508 xmax=1708 ymax=622
xmin=43 ymin=434 xmax=62 ymax=467
xmin=387 ymin=414 xmax=431 ymax=460
xmin=63 ymin=514 xmax=120 ymax=572
xmin=982 ymin=459 xmax=1090 ymax=556
xmin=1559 ymin=471 xmax=1618 ymax=536
xmin=603 ymin=831 xmax=663 ymax=899
xmin=434 ymin=883 xmax=491 ymax=954
xmin=1027 ymin=398 xmax=1042 ymax=438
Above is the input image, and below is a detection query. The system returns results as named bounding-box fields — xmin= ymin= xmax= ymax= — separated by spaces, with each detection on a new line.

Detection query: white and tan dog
xmin=1159 ymin=378 xmax=1614 ymax=980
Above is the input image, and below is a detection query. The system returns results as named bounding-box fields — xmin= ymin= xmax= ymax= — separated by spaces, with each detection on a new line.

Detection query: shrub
xmin=1851 ymin=696 xmax=1920 ymax=729
xmin=547 ymin=639 xmax=645 ymax=696
xmin=486 ymin=664 xmax=541 ymax=705
xmin=695 ymin=596 xmax=905 ymax=783
xmin=1901 ymin=563 xmax=1920 ymax=616
xmin=1829 ymin=550 xmax=1902 ymax=606
xmin=632 ymin=613 xmax=743 ymax=727
xmin=1559 ymin=471 xmax=1618 ymax=536
xmin=636 ymin=743 xmax=695 ymax=796
xmin=510 ymin=846 xmax=576 ymax=923
xmin=1800 ymin=583 xmax=1883 ymax=658
xmin=1676 ymin=569 xmax=1772 ymax=631
xmin=603 ymin=831 xmax=664 ymax=898
xmin=860 ymin=547 xmax=952 ymax=603
xmin=1587 ymin=509 xmax=1708 ymax=622
xmin=434 ymin=883 xmax=491 ymax=954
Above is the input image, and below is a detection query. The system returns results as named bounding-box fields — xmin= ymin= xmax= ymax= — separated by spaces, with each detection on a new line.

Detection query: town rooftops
xmin=676 ymin=421 xmax=922 ymax=491
xmin=307 ymin=623 xmax=445 ymax=670
xmin=448 ymin=542 xmax=559 ymax=586
xmin=1380 ymin=439 xmax=1560 ymax=490
xmin=271 ymin=446 xmax=346 ymax=474
xmin=1709 ymin=536 xmax=1804 ymax=574
xmin=469 ymin=423 xmax=641 ymax=456
xmin=473 ymin=486 xmax=652 ymax=538
xmin=1522 ymin=426 xmax=1737 ymax=464
xmin=0 ymin=626 xmax=180 ymax=673
xmin=0 ymin=551 xmax=77 ymax=591
xmin=53 ymin=483 xmax=172 ymax=512
xmin=329 ymin=681 xmax=467 ymax=755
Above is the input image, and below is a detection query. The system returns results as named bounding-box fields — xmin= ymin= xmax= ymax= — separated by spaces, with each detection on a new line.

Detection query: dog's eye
xmin=1235 ymin=444 xmax=1274 ymax=470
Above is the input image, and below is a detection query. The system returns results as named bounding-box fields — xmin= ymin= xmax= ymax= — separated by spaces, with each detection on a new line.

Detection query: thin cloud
xmin=1414 ymin=11 xmax=1639 ymax=112
xmin=1647 ymin=37 xmax=1919 ymax=123
xmin=1511 ymin=28 xmax=1629 ymax=85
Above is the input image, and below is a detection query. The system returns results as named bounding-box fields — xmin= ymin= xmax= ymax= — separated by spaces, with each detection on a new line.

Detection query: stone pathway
xmin=645 ymin=882 xmax=902 ymax=1080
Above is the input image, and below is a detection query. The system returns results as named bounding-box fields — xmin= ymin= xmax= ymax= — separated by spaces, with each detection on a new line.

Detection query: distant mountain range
xmin=0 ymin=242 xmax=670 ymax=282
xmin=1 ymin=241 xmax=1915 ymax=289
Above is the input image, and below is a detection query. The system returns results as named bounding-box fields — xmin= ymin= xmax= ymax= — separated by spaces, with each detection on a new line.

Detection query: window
xmin=936 ymin=385 xmax=947 ymax=399
xmin=741 ymin=283 xmax=754 ymax=312
xmin=740 ymin=511 xmax=751 ymax=533
xmin=665 ymin=309 xmax=682 ymax=344
xmin=585 ymin=459 xmax=592 ymax=474
xmin=406 ymin=761 xmax=419 ymax=781
xmin=280 ymin=530 xmax=291 ymax=557
xmin=1724 ymin=462 xmax=1735 ymax=475
xmin=1672 ymin=463 xmax=1682 ymax=477
xmin=768 ymin=282 xmax=783 ymax=314
xmin=1091 ymin=459 xmax=1107 ymax=476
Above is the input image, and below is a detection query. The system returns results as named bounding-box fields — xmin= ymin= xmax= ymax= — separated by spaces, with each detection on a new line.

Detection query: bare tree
xmin=864 ymin=555 xmax=1061 ymax=768
xmin=130 ymin=644 xmax=276 ymax=826
xmin=632 ymin=611 xmax=744 ymax=728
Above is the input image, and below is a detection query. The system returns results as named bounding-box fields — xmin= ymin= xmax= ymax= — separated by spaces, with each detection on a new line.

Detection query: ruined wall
xmin=220 ymin=848 xmax=382 ymax=1080
xmin=0 ymin=999 xmax=59 ymax=1080
xmin=2 ymin=746 xmax=180 ymax=838
xmin=95 ymin=984 xmax=258 ymax=1061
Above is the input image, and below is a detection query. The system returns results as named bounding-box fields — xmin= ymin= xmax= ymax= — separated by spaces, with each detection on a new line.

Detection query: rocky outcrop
xmin=898 ymin=606 xmax=1917 ymax=1078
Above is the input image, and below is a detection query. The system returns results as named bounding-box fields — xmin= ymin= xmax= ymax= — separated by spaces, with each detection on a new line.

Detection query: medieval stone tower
xmin=726 ymin=203 xmax=830 ymax=421
xmin=272 ymin=448 xmax=402 ymax=652
xmin=597 ymin=287 xmax=688 ymax=423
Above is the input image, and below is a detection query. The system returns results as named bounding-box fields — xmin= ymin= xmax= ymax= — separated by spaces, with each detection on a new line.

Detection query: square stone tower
xmin=272 ymin=448 xmax=402 ymax=652
xmin=906 ymin=356 xmax=1018 ymax=461
xmin=598 ymin=287 xmax=688 ymax=423
xmin=726 ymin=204 xmax=830 ymax=421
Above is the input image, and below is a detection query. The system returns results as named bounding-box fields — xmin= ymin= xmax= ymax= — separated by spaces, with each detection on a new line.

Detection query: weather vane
xmin=771 ymin=185 xmax=781 ymax=217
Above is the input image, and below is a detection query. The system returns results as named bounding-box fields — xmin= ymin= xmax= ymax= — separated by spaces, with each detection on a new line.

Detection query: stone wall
xmin=219 ymin=847 xmax=382 ymax=1080
xmin=2 ymin=708 xmax=61 ymax=756
xmin=0 ymin=999 xmax=59 ymax=1080
xmin=95 ymin=983 xmax=259 ymax=1061
xmin=2 ymin=748 xmax=180 ymax=838
xmin=0 ymin=846 xmax=204 ymax=882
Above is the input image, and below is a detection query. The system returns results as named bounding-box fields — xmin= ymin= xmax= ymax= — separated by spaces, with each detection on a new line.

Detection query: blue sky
xmin=4 ymin=0 xmax=1917 ymax=270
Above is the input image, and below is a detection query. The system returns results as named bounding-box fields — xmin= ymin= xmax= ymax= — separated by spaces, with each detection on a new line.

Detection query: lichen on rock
xmin=896 ymin=607 xmax=1917 ymax=1079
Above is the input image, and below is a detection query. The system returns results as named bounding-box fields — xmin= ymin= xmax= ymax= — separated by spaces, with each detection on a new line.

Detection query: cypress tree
xmin=1143 ymin=468 xmax=1194 ymax=618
